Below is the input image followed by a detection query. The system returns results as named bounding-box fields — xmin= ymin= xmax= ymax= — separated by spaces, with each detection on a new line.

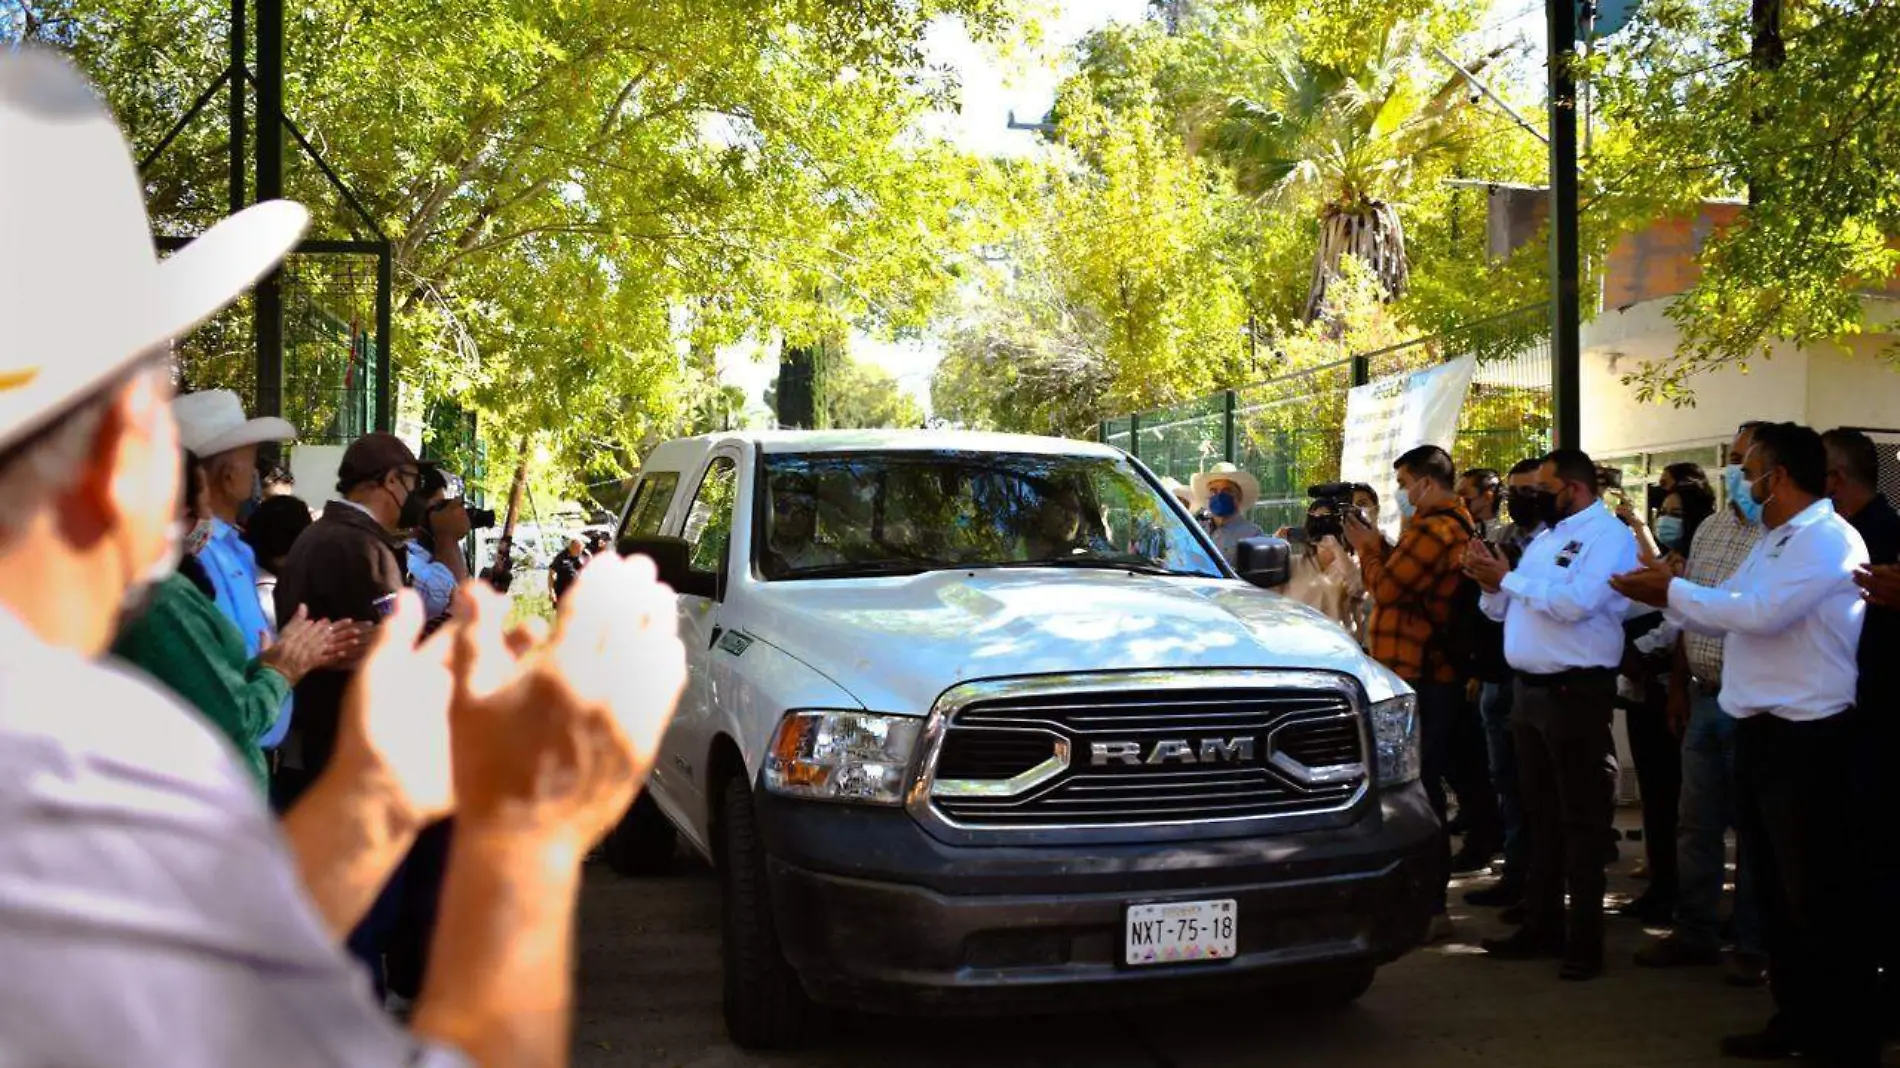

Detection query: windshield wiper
xmin=983 ymin=556 xmax=1197 ymax=577
xmin=775 ymin=560 xmax=947 ymax=580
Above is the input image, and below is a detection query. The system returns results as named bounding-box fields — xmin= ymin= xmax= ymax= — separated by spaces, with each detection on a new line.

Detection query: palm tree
xmin=1203 ymin=25 xmax=1503 ymax=321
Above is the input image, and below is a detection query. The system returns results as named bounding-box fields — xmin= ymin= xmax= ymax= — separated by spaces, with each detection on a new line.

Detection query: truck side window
xmin=616 ymin=471 xmax=680 ymax=555
xmin=681 ymin=456 xmax=738 ymax=575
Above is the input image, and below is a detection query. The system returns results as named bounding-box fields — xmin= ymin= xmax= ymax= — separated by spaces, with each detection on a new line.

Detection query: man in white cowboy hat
xmin=1192 ymin=461 xmax=1265 ymax=564
xmin=0 ymin=50 xmax=686 ymax=1066
xmin=175 ymin=388 xmax=298 ymax=745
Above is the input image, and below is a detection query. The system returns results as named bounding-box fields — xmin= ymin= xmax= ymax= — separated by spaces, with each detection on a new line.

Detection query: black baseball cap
xmin=335 ymin=432 xmax=422 ymax=493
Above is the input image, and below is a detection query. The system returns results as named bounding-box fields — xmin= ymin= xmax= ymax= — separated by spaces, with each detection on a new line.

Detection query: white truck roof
xmin=639 ymin=429 xmax=1123 ymax=473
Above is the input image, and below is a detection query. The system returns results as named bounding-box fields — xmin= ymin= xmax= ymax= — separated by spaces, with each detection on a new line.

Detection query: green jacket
xmin=111 ymin=572 xmax=289 ymax=793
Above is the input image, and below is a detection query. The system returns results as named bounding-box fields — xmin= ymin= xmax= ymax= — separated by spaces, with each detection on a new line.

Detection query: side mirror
xmin=1234 ymin=536 xmax=1292 ymax=590
xmin=621 ymin=535 xmax=717 ymax=599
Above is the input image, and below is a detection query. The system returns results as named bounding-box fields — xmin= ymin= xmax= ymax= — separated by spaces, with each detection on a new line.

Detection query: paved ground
xmin=570 ymin=834 xmax=1896 ymax=1068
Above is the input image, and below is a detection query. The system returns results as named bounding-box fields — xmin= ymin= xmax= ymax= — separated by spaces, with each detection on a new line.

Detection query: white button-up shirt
xmin=1666 ymin=498 xmax=1867 ymax=722
xmin=1480 ymin=501 xmax=1639 ymax=675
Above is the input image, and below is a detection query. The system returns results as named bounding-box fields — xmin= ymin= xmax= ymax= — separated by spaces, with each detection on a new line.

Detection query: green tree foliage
xmin=936 ymin=0 xmax=1552 ymax=436
xmin=1592 ymin=0 xmax=1900 ymax=400
xmin=14 ymin=0 xmax=1018 ymax=494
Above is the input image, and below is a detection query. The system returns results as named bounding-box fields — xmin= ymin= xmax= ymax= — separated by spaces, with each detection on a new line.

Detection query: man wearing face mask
xmin=1614 ymin=423 xmax=1875 ymax=1064
xmin=1465 ymin=448 xmax=1638 ymax=981
xmin=1462 ymin=456 xmax=1551 ymax=911
xmin=174 ymin=389 xmax=299 ymax=749
xmin=1342 ymin=444 xmax=1483 ymax=941
xmin=1191 ymin=462 xmax=1265 ymax=565
xmin=272 ymin=431 xmax=422 ymax=805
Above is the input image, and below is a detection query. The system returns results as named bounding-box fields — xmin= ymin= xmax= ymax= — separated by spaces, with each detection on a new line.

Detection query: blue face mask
xmin=1725 ymin=464 xmax=1763 ymax=525
xmin=1208 ymin=491 xmax=1239 ymax=518
xmin=1653 ymin=515 xmax=1684 ymax=550
xmin=1397 ymin=492 xmax=1417 ymax=521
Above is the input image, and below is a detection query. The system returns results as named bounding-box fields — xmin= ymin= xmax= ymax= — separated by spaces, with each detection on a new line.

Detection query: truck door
xmin=652 ymin=448 xmax=742 ymax=834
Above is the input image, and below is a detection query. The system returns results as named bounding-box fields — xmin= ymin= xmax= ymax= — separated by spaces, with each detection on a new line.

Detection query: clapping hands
xmin=329 ymin=553 xmax=687 ymax=842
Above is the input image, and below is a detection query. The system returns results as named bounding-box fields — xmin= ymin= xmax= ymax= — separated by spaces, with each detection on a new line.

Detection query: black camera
xmin=1304 ymin=481 xmax=1369 ymax=540
xmin=466 ymin=506 xmax=497 ymax=531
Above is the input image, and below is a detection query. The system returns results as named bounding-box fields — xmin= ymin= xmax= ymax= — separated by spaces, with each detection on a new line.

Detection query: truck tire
xmin=603 ymin=794 xmax=676 ymax=876
xmin=719 ymin=772 xmax=815 ymax=1050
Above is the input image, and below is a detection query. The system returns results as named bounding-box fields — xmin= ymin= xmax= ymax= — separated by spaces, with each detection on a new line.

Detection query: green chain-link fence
xmin=1104 ymin=305 xmax=1551 ymax=533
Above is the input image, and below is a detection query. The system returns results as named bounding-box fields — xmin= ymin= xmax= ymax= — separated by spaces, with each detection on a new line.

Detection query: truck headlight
xmin=764 ymin=710 xmax=923 ymax=805
xmin=1370 ymin=694 xmax=1420 ymax=788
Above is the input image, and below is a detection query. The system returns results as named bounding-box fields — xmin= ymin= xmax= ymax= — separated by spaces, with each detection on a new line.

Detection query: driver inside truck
xmin=766 ymin=473 xmax=842 ymax=574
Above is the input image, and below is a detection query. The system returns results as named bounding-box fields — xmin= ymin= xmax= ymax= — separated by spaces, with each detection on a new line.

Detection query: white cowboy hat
xmin=173 ymin=389 xmax=296 ymax=457
xmin=1191 ymin=462 xmax=1262 ymax=512
xmin=0 ymin=49 xmax=308 ymax=454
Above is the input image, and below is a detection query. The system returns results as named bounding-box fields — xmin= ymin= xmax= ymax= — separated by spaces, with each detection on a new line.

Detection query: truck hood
xmin=732 ymin=568 xmax=1403 ymax=716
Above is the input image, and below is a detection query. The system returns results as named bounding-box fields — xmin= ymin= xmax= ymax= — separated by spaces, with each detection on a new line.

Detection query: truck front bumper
xmin=756 ymin=782 xmax=1442 ymax=1014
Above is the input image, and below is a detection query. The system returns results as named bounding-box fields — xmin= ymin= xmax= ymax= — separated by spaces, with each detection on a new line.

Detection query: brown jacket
xmin=274 ymin=500 xmax=407 ymax=777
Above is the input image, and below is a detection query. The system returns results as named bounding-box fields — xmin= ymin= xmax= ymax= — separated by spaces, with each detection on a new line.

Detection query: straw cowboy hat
xmin=1191 ymin=462 xmax=1262 ymax=512
xmin=0 ymin=49 xmax=308 ymax=453
xmin=173 ymin=389 xmax=297 ymax=457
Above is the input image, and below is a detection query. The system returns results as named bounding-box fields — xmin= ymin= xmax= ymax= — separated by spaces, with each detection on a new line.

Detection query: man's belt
xmin=1519 ymin=666 xmax=1617 ymax=688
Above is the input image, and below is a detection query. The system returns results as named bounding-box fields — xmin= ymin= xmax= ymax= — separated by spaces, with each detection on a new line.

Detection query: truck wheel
xmin=1297 ymin=962 xmax=1377 ymax=1008
xmin=719 ymin=772 xmax=815 ymax=1050
xmin=604 ymin=794 xmax=677 ymax=876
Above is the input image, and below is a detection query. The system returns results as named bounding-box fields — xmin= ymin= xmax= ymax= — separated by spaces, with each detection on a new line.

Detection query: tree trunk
xmin=1304 ymin=200 xmax=1410 ymax=322
xmin=1746 ymin=0 xmax=1785 ymax=206
xmin=486 ymin=435 xmax=532 ymax=593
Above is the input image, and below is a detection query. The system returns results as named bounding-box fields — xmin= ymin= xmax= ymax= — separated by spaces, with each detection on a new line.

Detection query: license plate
xmin=1124 ymin=899 xmax=1237 ymax=966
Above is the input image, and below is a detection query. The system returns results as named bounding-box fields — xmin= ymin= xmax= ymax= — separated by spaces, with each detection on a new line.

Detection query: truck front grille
xmin=925 ymin=683 xmax=1367 ymax=830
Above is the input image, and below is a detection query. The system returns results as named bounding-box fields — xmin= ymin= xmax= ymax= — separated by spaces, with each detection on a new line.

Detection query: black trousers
xmin=1735 ymin=712 xmax=1880 ymax=1066
xmin=1623 ymin=685 xmax=1682 ymax=902
xmin=1512 ymin=671 xmax=1619 ymax=960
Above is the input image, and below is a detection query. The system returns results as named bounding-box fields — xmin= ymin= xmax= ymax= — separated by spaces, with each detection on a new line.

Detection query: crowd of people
xmin=1179 ymin=421 xmax=1897 ymax=1065
xmin=0 ymin=51 xmax=689 ymax=1064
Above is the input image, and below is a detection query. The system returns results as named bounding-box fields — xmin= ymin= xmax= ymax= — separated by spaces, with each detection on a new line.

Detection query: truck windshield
xmin=757 ymin=451 xmax=1224 ymax=580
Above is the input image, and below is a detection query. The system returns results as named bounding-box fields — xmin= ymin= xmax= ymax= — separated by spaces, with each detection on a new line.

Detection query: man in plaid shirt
xmin=1344 ymin=444 xmax=1474 ymax=941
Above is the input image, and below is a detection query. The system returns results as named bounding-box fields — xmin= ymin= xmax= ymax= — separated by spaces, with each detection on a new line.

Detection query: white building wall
xmin=1579 ymin=299 xmax=1900 ymax=459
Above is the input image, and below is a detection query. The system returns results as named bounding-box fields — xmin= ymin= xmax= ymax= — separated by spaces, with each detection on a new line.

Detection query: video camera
xmin=437 ymin=472 xmax=497 ymax=530
xmin=1303 ymin=481 xmax=1371 ymax=541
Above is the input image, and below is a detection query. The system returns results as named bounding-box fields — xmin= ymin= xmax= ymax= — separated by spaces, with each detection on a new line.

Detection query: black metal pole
xmin=376 ymin=242 xmax=393 ymax=432
xmin=229 ymin=0 xmax=245 ymax=215
xmin=254 ymin=0 xmax=283 ymax=420
xmin=1548 ymin=0 xmax=1582 ymax=450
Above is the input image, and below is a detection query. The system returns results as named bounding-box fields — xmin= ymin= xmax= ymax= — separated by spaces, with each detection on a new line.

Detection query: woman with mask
xmin=1191 ymin=462 xmax=1265 ymax=565
xmin=112 ymin=451 xmax=360 ymax=793
xmin=1623 ymin=478 xmax=1717 ymax=566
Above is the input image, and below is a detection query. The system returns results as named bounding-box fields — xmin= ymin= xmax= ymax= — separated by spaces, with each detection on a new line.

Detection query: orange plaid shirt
xmin=1359 ymin=497 xmax=1473 ymax=684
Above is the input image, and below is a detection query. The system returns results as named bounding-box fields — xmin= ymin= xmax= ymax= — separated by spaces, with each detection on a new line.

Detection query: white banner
xmin=1339 ymin=355 xmax=1477 ymax=541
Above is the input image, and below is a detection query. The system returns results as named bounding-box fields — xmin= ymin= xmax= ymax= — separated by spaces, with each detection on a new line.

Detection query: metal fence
xmin=171 ymin=248 xmax=384 ymax=447
xmin=1103 ymin=306 xmax=1552 ymax=533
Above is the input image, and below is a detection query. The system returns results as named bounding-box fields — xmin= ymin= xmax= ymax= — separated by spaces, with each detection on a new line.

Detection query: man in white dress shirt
xmin=1614 ymin=422 xmax=1876 ymax=1067
xmin=1464 ymin=448 xmax=1638 ymax=981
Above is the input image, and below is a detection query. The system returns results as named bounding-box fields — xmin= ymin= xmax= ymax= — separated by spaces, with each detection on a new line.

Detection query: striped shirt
xmin=1680 ymin=507 xmax=1762 ymax=684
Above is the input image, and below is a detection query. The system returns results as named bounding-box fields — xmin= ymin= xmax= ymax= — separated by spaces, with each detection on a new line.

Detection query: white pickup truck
xmin=608 ymin=430 xmax=1438 ymax=1049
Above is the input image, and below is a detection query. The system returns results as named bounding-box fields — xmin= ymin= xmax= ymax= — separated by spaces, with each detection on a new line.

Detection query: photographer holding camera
xmin=402 ymin=467 xmax=496 ymax=626
xmin=1277 ymin=487 xmax=1368 ymax=631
